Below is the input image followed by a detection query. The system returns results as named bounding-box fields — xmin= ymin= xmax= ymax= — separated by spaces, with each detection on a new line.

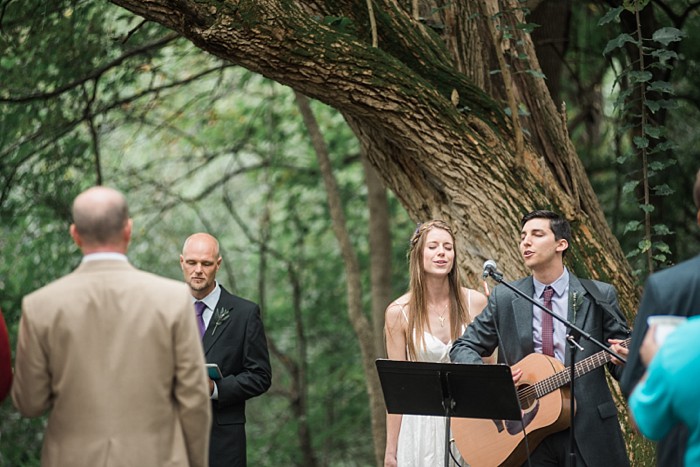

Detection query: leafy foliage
xmin=596 ymin=2 xmax=688 ymax=275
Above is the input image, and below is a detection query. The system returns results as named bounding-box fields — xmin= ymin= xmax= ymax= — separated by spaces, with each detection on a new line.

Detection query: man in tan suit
xmin=12 ymin=186 xmax=212 ymax=467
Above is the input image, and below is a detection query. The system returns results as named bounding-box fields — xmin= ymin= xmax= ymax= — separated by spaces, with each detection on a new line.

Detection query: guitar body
xmin=452 ymin=354 xmax=572 ymax=467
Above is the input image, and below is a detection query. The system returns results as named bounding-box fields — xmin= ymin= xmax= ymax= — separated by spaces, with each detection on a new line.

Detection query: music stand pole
xmin=443 ymin=393 xmax=452 ymax=467
xmin=441 ymin=371 xmax=456 ymax=467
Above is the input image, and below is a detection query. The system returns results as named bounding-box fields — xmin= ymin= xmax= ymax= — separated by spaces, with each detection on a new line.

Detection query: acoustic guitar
xmin=451 ymin=338 xmax=630 ymax=467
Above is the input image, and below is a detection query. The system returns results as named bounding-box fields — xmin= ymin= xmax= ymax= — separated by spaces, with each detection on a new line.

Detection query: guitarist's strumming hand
xmin=608 ymin=338 xmax=629 ymax=366
xmin=511 ymin=367 xmax=523 ymax=385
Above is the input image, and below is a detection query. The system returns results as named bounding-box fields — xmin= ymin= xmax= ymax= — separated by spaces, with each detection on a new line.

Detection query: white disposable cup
xmin=647 ymin=315 xmax=687 ymax=345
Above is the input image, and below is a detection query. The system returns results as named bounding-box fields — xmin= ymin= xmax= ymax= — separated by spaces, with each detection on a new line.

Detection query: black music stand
xmin=376 ymin=359 xmax=521 ymax=467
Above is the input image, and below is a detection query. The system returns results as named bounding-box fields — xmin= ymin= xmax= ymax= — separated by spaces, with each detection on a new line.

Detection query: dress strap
xmin=398 ymin=303 xmax=409 ymax=323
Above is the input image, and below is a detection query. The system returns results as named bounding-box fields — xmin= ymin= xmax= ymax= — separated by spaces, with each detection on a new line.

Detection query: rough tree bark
xmin=108 ymin=0 xmax=642 ymax=463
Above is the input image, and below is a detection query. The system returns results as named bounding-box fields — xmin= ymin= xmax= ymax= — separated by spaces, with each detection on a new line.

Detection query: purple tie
xmin=542 ymin=286 xmax=555 ymax=357
xmin=194 ymin=301 xmax=207 ymax=338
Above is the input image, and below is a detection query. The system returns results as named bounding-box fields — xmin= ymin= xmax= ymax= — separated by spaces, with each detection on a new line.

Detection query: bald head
xmin=71 ymin=186 xmax=131 ymax=252
xmin=182 ymin=233 xmax=220 ymax=257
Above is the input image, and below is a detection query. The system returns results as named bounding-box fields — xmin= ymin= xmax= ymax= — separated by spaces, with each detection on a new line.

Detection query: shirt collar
xmin=533 ymin=267 xmax=569 ymax=299
xmin=193 ymin=281 xmax=222 ymax=311
xmin=81 ymin=252 xmax=128 ymax=263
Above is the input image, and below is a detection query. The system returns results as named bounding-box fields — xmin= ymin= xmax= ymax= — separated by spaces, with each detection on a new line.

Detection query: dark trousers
xmin=210 ymin=422 xmax=247 ymax=467
xmin=520 ymin=429 xmax=583 ymax=467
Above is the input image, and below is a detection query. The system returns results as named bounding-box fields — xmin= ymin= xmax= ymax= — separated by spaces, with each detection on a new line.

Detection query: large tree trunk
xmin=295 ymin=92 xmax=386 ymax=465
xmin=109 ymin=0 xmax=642 ymax=460
xmin=361 ymin=152 xmax=393 ymax=360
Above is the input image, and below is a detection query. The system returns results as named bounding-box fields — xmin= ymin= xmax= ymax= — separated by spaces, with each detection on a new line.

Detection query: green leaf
xmin=651 ymin=49 xmax=679 ymax=62
xmin=623 ymin=0 xmax=651 ymax=12
xmin=644 ymin=126 xmax=662 ymax=138
xmin=617 ymin=87 xmax=634 ymax=101
xmin=603 ymin=34 xmax=637 ymax=56
xmin=639 ymin=203 xmax=655 ymax=214
xmin=623 ymin=220 xmax=642 ymax=234
xmin=629 ymin=71 xmax=653 ymax=83
xmin=598 ymin=7 xmax=624 ymax=25
xmin=653 ymin=241 xmax=672 ymax=253
xmin=652 ymin=27 xmax=685 ymax=46
xmin=647 ymin=81 xmax=674 ymax=94
xmin=653 ymin=184 xmax=674 ymax=196
xmin=622 ymin=180 xmax=640 ymax=194
xmin=633 ymin=136 xmax=649 ymax=148
xmin=516 ymin=23 xmax=538 ymax=34
xmin=654 ymin=99 xmax=679 ymax=110
xmin=321 ymin=15 xmax=354 ymax=32
xmin=646 ymin=100 xmax=661 ymax=113
xmin=649 ymin=159 xmax=676 ymax=171
xmin=653 ymin=224 xmax=673 ymax=235
xmin=525 ymin=69 xmax=546 ymax=79
xmin=626 ymin=249 xmax=641 ymax=259
xmin=654 ymin=141 xmax=678 ymax=152
xmin=638 ymin=238 xmax=652 ymax=253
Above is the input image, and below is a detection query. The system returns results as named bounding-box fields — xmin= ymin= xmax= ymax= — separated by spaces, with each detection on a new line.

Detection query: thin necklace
xmin=431 ymin=303 xmax=449 ymax=327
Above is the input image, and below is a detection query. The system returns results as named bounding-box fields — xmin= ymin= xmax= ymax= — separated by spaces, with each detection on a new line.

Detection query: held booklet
xmin=206 ymin=363 xmax=223 ymax=380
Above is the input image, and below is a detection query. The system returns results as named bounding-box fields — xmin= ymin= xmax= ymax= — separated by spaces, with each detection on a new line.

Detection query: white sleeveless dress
xmin=396 ymin=294 xmax=471 ymax=467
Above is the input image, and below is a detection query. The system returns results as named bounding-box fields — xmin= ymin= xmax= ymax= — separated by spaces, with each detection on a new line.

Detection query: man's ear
xmin=69 ymin=224 xmax=82 ymax=247
xmin=556 ymin=238 xmax=569 ymax=254
xmin=123 ymin=219 xmax=133 ymax=242
xmin=696 ymin=209 xmax=700 ymax=226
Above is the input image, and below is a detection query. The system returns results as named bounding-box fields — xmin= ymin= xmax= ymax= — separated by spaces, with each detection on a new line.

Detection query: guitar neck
xmin=532 ymin=338 xmax=630 ymax=399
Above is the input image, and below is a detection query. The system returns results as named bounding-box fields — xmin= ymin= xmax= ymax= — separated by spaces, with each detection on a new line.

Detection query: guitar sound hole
xmin=517 ymin=383 xmax=537 ymax=411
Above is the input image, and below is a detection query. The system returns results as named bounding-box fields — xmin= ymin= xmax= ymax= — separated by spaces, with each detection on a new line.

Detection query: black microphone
xmin=482 ymin=260 xmax=498 ymax=279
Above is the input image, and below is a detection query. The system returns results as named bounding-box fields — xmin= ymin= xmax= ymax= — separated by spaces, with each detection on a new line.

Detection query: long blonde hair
xmin=405 ymin=220 xmax=471 ymax=361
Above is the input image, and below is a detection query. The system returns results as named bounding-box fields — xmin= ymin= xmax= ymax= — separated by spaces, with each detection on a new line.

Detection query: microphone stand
xmin=566 ymin=333 xmax=583 ymax=467
xmin=484 ymin=268 xmax=626 ymax=466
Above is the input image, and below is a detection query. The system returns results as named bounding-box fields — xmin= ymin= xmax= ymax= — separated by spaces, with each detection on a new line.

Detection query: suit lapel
xmin=568 ymin=275 xmax=590 ymax=330
xmin=203 ymin=290 xmax=236 ymax=354
xmin=512 ymin=278 xmax=535 ymax=357
xmin=565 ymin=275 xmax=591 ymax=365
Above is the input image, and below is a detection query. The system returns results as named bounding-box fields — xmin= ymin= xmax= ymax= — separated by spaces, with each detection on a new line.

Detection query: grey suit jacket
xmin=450 ymin=273 xmax=630 ymax=467
xmin=12 ymin=259 xmax=212 ymax=467
xmin=620 ymin=253 xmax=700 ymax=467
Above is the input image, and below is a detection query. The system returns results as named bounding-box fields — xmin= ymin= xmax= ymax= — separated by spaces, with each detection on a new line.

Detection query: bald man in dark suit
xmin=181 ymin=233 xmax=271 ymax=467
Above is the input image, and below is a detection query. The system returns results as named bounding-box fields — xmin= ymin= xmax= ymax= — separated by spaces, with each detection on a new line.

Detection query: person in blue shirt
xmin=629 ymin=316 xmax=700 ymax=467
xmin=621 ymin=167 xmax=700 ymax=466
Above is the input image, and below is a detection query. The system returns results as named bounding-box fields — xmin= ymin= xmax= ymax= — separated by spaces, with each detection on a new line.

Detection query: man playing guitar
xmin=450 ymin=210 xmax=630 ymax=467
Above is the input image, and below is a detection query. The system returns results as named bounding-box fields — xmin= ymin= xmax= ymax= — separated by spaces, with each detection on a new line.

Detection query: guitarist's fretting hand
xmin=608 ymin=338 xmax=629 ymax=366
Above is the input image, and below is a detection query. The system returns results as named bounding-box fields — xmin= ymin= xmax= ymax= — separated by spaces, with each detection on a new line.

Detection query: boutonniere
xmin=212 ymin=308 xmax=230 ymax=335
xmin=571 ymin=291 xmax=583 ymax=321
